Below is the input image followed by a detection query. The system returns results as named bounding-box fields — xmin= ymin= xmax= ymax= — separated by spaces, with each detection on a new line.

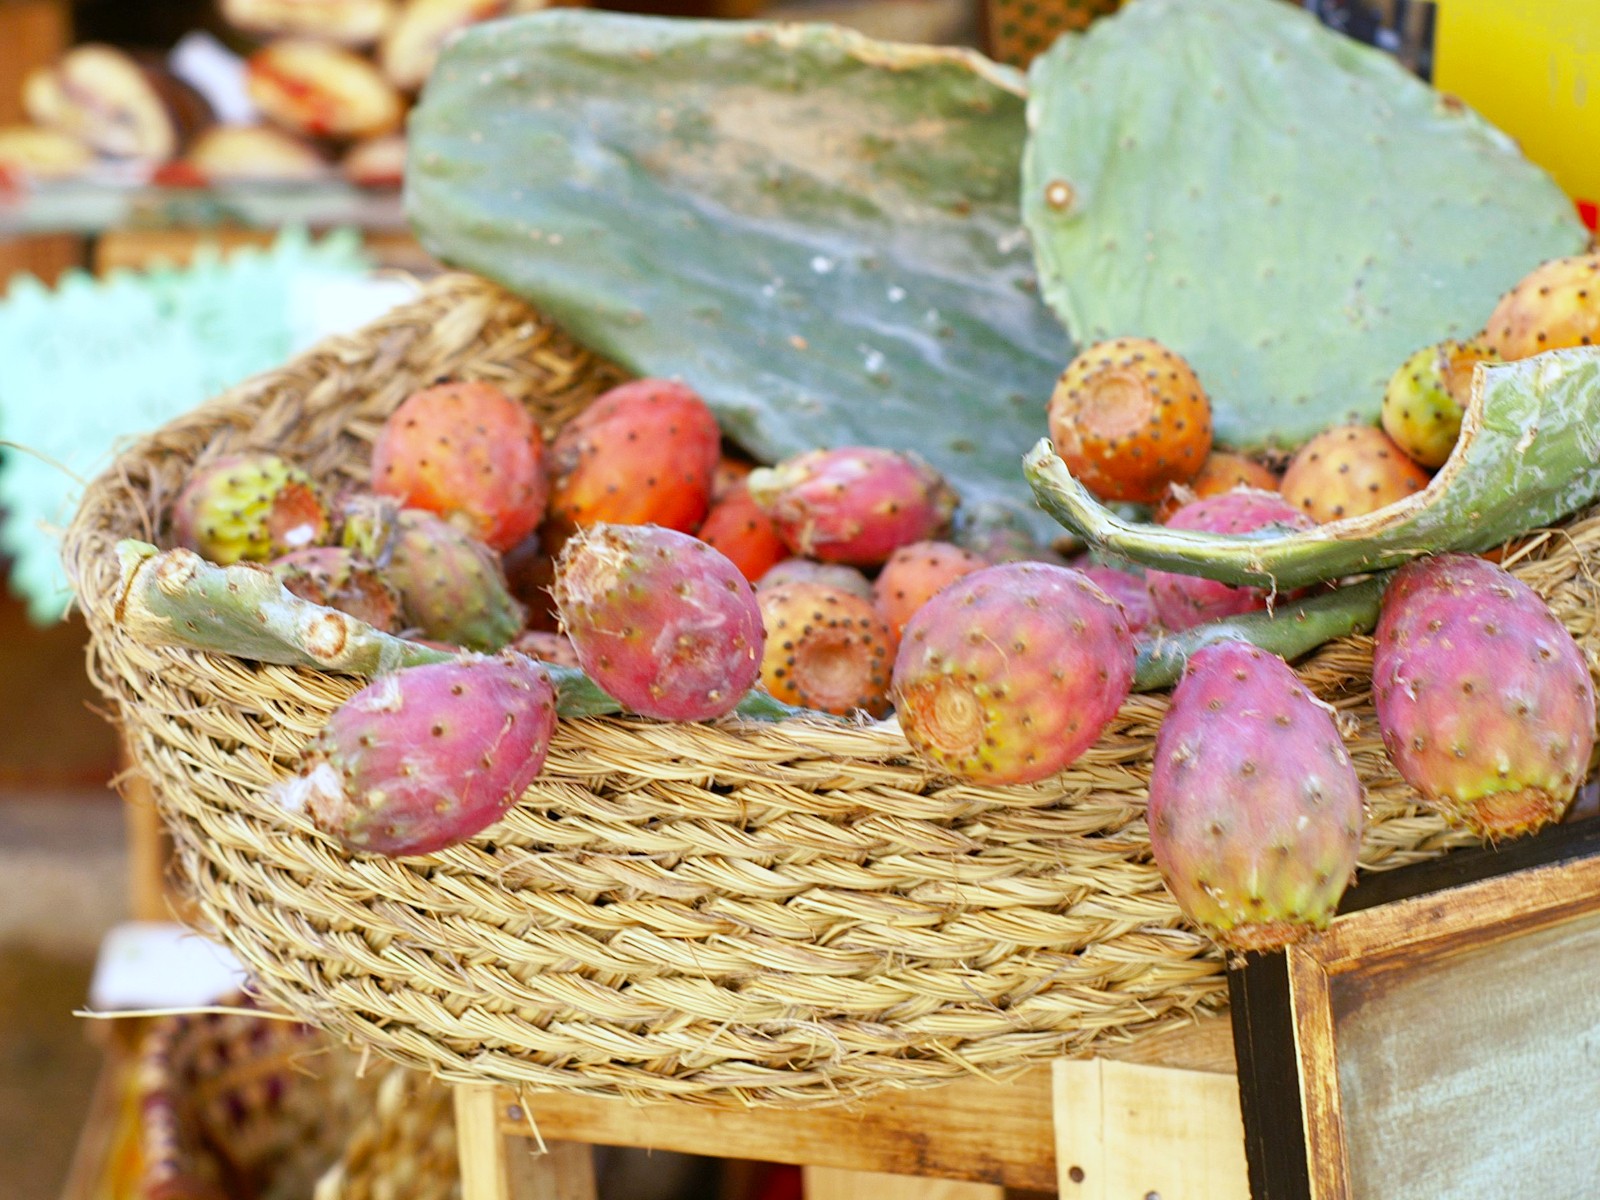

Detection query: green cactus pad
xmin=1026 ymin=348 xmax=1600 ymax=591
xmin=1021 ymin=0 xmax=1588 ymax=452
xmin=407 ymin=11 xmax=1071 ymax=533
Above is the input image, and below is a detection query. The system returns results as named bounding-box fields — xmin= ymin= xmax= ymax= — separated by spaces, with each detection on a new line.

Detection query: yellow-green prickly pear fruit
xmin=1380 ymin=338 xmax=1497 ymax=468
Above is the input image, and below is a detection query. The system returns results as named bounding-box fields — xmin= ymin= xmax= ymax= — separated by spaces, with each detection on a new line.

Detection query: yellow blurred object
xmin=1433 ymin=0 xmax=1600 ymax=227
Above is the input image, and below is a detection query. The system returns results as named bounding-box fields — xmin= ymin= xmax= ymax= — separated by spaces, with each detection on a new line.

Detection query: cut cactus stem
xmin=112 ymin=540 xmax=816 ymax=724
xmin=1022 ymin=347 xmax=1600 ymax=592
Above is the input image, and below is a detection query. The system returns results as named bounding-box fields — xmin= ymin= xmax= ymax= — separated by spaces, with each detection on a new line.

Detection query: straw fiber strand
xmin=65 ymin=274 xmax=1596 ymax=1107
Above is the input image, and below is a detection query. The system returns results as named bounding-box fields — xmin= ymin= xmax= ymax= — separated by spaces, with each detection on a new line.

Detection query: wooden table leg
xmin=803 ymin=1166 xmax=1004 ymax=1200
xmin=457 ymin=1084 xmax=598 ymax=1200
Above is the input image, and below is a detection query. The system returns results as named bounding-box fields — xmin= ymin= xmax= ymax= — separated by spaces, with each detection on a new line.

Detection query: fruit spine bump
xmin=275 ymin=652 xmax=557 ymax=857
xmin=1047 ymin=336 xmax=1212 ymax=504
xmin=1148 ymin=641 xmax=1365 ymax=954
xmin=891 ymin=562 xmax=1135 ymax=785
xmin=747 ymin=446 xmax=959 ymax=566
xmin=1279 ymin=424 xmax=1431 ymax=524
xmin=1372 ymin=553 xmax=1597 ymax=839
xmin=170 ymin=451 xmax=329 ymax=565
xmin=371 ymin=379 xmax=548 ymax=552
xmin=1484 ymin=251 xmax=1600 ymax=361
xmin=551 ymin=523 xmax=765 ymax=722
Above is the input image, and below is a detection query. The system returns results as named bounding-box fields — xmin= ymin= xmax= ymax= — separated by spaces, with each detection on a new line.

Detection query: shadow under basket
xmin=65 ymin=273 xmax=1599 ymax=1108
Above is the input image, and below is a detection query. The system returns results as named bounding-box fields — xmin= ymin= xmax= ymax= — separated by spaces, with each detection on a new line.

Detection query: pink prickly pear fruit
xmin=756 ymin=583 xmax=894 ymax=717
xmin=891 ymin=562 xmax=1135 ymax=784
xmin=276 ymin=652 xmax=557 ymax=857
xmin=544 ymin=379 xmax=722 ymax=551
xmin=1149 ymin=641 xmax=1365 ymax=953
xmin=171 ymin=451 xmax=329 ymax=564
xmin=747 ymin=446 xmax=959 ymax=566
xmin=1380 ymin=339 xmax=1497 ymax=469
xmin=872 ymin=541 xmax=986 ymax=642
xmin=270 ymin=546 xmax=402 ymax=632
xmin=1146 ymin=490 xmax=1314 ymax=631
xmin=551 ymin=523 xmax=764 ymax=722
xmin=372 ymin=380 xmax=547 ymax=553
xmin=510 ymin=629 xmax=582 ymax=668
xmin=1078 ymin=564 xmax=1155 ymax=634
xmin=1280 ymin=425 xmax=1431 ymax=524
xmin=386 ymin=508 xmax=524 ymax=651
xmin=1484 ymin=251 xmax=1600 ymax=361
xmin=1372 ymin=553 xmax=1596 ymax=839
xmin=756 ymin=558 xmax=874 ymax=601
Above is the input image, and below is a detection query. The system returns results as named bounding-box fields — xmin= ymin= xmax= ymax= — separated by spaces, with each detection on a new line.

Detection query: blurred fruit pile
xmin=0 ymin=0 xmax=556 ymax=188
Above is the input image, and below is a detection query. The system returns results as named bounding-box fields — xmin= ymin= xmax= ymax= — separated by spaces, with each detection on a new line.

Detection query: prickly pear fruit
xmin=1154 ymin=451 xmax=1280 ymax=523
xmin=1146 ymin=491 xmax=1314 ymax=631
xmin=892 ymin=562 xmax=1135 ymax=784
xmin=1047 ymin=337 xmax=1212 ymax=505
xmin=1148 ymin=641 xmax=1364 ymax=953
xmin=276 ymin=652 xmax=556 ymax=857
xmin=170 ymin=452 xmax=329 ymax=564
xmin=372 ymin=380 xmax=547 ymax=552
xmin=386 ymin=508 xmax=524 ymax=651
xmin=1280 ymin=425 xmax=1430 ymax=524
xmin=1484 ymin=252 xmax=1600 ymax=361
xmin=510 ymin=628 xmax=582 ymax=669
xmin=950 ymin=500 xmax=1068 ymax=566
xmin=552 ymin=523 xmax=764 ymax=721
xmin=756 ymin=558 xmax=874 ymax=601
xmin=695 ymin=484 xmax=788 ymax=583
xmin=544 ymin=379 xmax=721 ymax=549
xmin=1372 ymin=553 xmax=1597 ymax=839
xmin=747 ymin=447 xmax=958 ymax=566
xmin=872 ymin=541 xmax=986 ymax=642
xmin=756 ymin=584 xmax=894 ymax=717
xmin=1078 ymin=564 xmax=1154 ymax=634
xmin=1380 ymin=339 xmax=1496 ymax=468
xmin=270 ymin=546 xmax=402 ymax=632
xmin=713 ymin=455 xmax=754 ymax=501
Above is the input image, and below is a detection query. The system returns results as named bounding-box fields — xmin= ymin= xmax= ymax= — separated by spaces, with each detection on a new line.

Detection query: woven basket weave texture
xmin=68 ymin=273 xmax=1599 ymax=1108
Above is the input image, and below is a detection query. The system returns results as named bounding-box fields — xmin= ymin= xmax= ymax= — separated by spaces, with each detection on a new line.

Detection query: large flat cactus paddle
xmin=1021 ymin=0 xmax=1588 ymax=453
xmin=407 ymin=11 xmax=1072 ymax=534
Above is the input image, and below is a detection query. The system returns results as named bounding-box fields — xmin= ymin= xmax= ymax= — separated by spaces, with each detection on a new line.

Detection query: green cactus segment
xmin=407 ymin=11 xmax=1071 ymax=534
xmin=1133 ymin=575 xmax=1387 ymax=693
xmin=1021 ymin=0 xmax=1588 ymax=453
xmin=1026 ymin=349 xmax=1600 ymax=591
xmin=113 ymin=541 xmax=811 ymax=723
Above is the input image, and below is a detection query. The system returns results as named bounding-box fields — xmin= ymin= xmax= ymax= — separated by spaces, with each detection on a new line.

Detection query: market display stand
xmin=0 ymin=0 xmax=81 ymax=291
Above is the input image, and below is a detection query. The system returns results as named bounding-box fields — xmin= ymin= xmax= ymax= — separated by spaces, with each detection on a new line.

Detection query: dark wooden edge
xmin=1227 ymin=816 xmax=1600 ymax=1200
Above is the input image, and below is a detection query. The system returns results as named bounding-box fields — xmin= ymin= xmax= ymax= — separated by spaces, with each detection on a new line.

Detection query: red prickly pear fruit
xmin=372 ymin=380 xmax=547 ymax=553
xmin=1149 ymin=641 xmax=1365 ymax=953
xmin=551 ymin=523 xmax=764 ymax=721
xmin=1484 ymin=252 xmax=1600 ymax=361
xmin=1380 ymin=339 xmax=1497 ymax=469
xmin=270 ymin=546 xmax=402 ymax=632
xmin=171 ymin=452 xmax=329 ymax=564
xmin=872 ymin=541 xmax=986 ymax=642
xmin=386 ymin=509 xmax=525 ymax=651
xmin=1048 ymin=337 xmax=1213 ymax=504
xmin=712 ymin=455 xmax=755 ymax=502
xmin=892 ymin=562 xmax=1135 ymax=784
xmin=510 ymin=629 xmax=582 ymax=668
xmin=1153 ymin=451 xmax=1281 ymax=523
xmin=756 ymin=558 xmax=874 ymax=601
xmin=1372 ymin=553 xmax=1597 ymax=839
xmin=1279 ymin=425 xmax=1431 ymax=524
xmin=756 ymin=583 xmax=894 ymax=717
xmin=276 ymin=652 xmax=557 ymax=857
xmin=1146 ymin=490 xmax=1314 ymax=631
xmin=696 ymin=484 xmax=789 ymax=583
xmin=747 ymin=446 xmax=958 ymax=566
xmin=1078 ymin=564 xmax=1155 ymax=634
xmin=544 ymin=379 xmax=722 ymax=550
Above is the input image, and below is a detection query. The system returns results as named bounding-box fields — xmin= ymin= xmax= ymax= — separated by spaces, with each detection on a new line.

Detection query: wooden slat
xmin=0 ymin=233 xmax=85 ymax=292
xmin=1053 ymin=1058 xmax=1249 ymax=1200
xmin=460 ymin=1084 xmax=600 ymax=1200
xmin=494 ymin=1015 xmax=1233 ymax=1192
xmin=93 ymin=228 xmax=433 ymax=276
xmin=803 ymin=1166 xmax=1004 ymax=1200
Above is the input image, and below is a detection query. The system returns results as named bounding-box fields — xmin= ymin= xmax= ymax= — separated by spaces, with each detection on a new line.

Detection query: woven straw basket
xmin=66 ymin=272 xmax=1600 ymax=1108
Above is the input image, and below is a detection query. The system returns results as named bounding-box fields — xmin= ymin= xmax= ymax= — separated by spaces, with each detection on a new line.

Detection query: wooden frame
xmin=1230 ymin=817 xmax=1600 ymax=1200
